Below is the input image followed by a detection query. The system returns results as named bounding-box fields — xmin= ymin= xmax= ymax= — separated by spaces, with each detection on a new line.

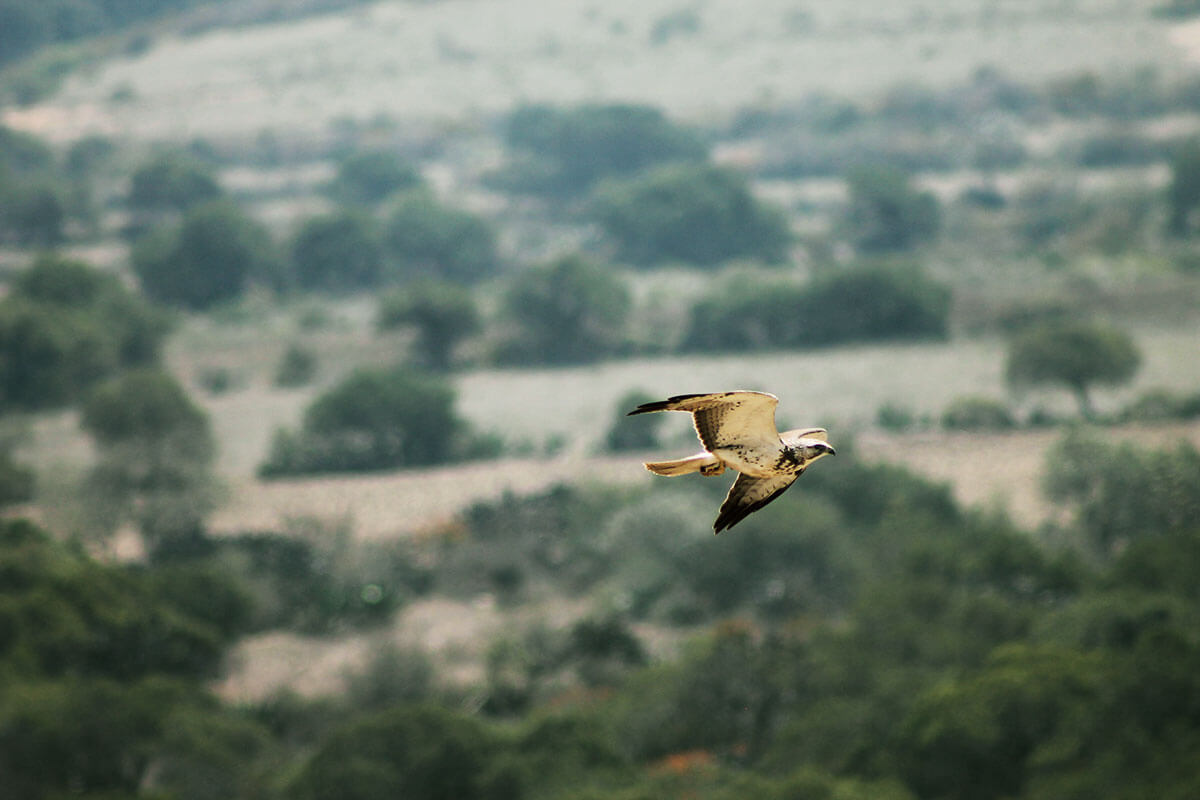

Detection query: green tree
xmin=291 ymin=705 xmax=521 ymax=800
xmin=132 ymin=199 xmax=278 ymax=310
xmin=378 ymin=280 xmax=481 ymax=369
xmin=1166 ymin=138 xmax=1200 ymax=236
xmin=127 ymin=152 xmax=221 ymax=214
xmin=80 ymin=368 xmax=218 ymax=558
xmin=842 ymin=164 xmax=940 ymax=252
xmin=605 ymin=390 xmax=664 ymax=452
xmin=290 ymin=211 xmax=383 ymax=292
xmin=493 ymin=255 xmax=631 ymax=365
xmin=382 ymin=190 xmax=499 ymax=284
xmin=0 ymin=179 xmax=65 ymax=246
xmin=327 ymin=150 xmax=421 ymax=206
xmin=1043 ymin=428 xmax=1200 ymax=553
xmin=499 ymin=103 xmax=707 ymax=195
xmin=590 ymin=163 xmax=791 ymax=267
xmin=259 ymin=366 xmax=463 ymax=476
xmin=0 ymin=254 xmax=169 ymax=411
xmin=682 ymin=265 xmax=950 ymax=352
xmin=1006 ymin=320 xmax=1141 ymax=418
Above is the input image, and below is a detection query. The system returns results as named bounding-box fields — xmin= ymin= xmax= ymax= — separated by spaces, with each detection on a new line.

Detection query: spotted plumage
xmin=627 ymin=391 xmax=835 ymax=533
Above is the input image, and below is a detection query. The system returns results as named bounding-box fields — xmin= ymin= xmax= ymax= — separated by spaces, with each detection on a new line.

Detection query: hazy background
xmin=2 ymin=1 xmax=1200 ymax=798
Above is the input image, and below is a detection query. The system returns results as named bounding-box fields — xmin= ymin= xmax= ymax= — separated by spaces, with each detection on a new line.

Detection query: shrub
xmin=377 ymin=280 xmax=480 ymax=369
xmin=492 ymin=255 xmax=631 ymax=366
xmin=682 ymin=265 xmax=950 ymax=352
xmin=326 ymin=150 xmax=421 ymax=206
xmin=941 ymin=396 xmax=1017 ymax=431
xmin=605 ymin=391 xmax=664 ymax=452
xmin=259 ymin=366 xmax=463 ymax=476
xmin=132 ymin=200 xmax=279 ymax=310
xmin=842 ymin=164 xmax=940 ymax=253
xmin=0 ymin=255 xmax=169 ymax=411
xmin=590 ymin=164 xmax=791 ymax=267
xmin=289 ymin=211 xmax=383 ymax=292
xmin=81 ymin=369 xmax=218 ymax=557
xmin=382 ymin=190 xmax=499 ymax=283
xmin=291 ymin=705 xmax=521 ymax=800
xmin=273 ymin=343 xmax=318 ymax=387
xmin=127 ymin=152 xmax=221 ymax=213
xmin=498 ymin=103 xmax=706 ymax=196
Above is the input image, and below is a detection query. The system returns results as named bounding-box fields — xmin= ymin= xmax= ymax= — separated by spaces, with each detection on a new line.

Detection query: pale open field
xmin=4 ymin=0 xmax=1183 ymax=143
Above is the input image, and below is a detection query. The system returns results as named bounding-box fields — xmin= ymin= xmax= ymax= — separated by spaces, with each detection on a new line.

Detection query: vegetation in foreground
xmin=4 ymin=429 xmax=1200 ymax=799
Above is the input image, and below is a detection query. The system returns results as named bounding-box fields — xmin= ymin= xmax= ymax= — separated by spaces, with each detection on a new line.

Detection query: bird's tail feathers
xmin=643 ymin=453 xmax=720 ymax=477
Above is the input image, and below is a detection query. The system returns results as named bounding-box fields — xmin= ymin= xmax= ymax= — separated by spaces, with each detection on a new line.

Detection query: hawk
xmin=627 ymin=391 xmax=835 ymax=533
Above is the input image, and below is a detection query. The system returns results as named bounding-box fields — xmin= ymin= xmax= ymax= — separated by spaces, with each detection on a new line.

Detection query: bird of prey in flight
xmin=627 ymin=391 xmax=835 ymax=533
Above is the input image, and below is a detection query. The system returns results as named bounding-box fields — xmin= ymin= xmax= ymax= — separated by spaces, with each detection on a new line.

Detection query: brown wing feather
xmin=713 ymin=472 xmax=798 ymax=533
xmin=627 ymin=391 xmax=780 ymax=451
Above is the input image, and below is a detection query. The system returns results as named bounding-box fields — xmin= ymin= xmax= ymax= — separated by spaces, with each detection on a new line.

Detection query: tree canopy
xmin=1006 ymin=319 xmax=1141 ymax=417
xmin=590 ymin=164 xmax=792 ymax=267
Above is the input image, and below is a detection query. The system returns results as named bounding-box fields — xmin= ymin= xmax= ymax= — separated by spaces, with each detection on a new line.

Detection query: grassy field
xmin=3 ymin=0 xmax=1181 ymax=143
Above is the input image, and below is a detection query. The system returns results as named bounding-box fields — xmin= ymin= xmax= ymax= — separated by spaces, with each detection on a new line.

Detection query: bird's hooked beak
xmin=824 ymin=444 xmax=836 ymax=456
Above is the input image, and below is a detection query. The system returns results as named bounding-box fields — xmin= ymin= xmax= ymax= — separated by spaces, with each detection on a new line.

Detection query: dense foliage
xmin=132 ymin=199 xmax=279 ymax=310
xmin=259 ymin=366 xmax=467 ymax=476
xmin=683 ymin=264 xmax=950 ymax=352
xmin=590 ymin=163 xmax=792 ymax=267
xmin=0 ymin=254 xmax=169 ymax=411
xmin=496 ymin=103 xmax=707 ymax=196
xmin=492 ymin=255 xmax=632 ymax=365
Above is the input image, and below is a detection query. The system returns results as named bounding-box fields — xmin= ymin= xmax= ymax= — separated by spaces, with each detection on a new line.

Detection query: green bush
xmin=259 ymin=366 xmax=464 ymax=476
xmin=289 ymin=211 xmax=383 ymax=292
xmin=273 ymin=342 xmax=318 ymax=387
xmin=0 ymin=254 xmax=169 ymax=411
xmin=80 ymin=369 xmax=218 ymax=558
xmin=326 ymin=150 xmax=421 ymax=205
xmin=127 ymin=152 xmax=221 ymax=213
xmin=1043 ymin=428 xmax=1200 ymax=553
xmin=382 ymin=190 xmax=499 ymax=283
xmin=497 ymin=103 xmax=707 ymax=196
xmin=842 ymin=164 xmax=940 ymax=252
xmin=493 ymin=255 xmax=631 ymax=366
xmin=605 ymin=391 xmax=663 ymax=452
xmin=590 ymin=164 xmax=791 ymax=267
xmin=941 ymin=396 xmax=1017 ymax=431
xmin=682 ymin=265 xmax=950 ymax=352
xmin=132 ymin=200 xmax=279 ymax=310
xmin=377 ymin=280 xmax=481 ymax=369
xmin=291 ymin=705 xmax=523 ymax=800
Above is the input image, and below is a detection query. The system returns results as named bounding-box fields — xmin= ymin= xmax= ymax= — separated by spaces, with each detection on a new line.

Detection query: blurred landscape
xmin=3 ymin=0 xmax=1200 ymax=798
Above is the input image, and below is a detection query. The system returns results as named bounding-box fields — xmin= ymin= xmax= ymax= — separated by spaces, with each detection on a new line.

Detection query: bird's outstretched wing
xmin=713 ymin=472 xmax=798 ymax=533
xmin=628 ymin=391 xmax=780 ymax=452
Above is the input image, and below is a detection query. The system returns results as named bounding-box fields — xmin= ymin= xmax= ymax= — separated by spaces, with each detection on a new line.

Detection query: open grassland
xmin=3 ymin=0 xmax=1182 ymax=143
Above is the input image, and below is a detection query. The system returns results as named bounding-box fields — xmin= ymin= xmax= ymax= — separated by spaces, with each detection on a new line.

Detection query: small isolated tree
xmin=493 ymin=255 xmax=631 ymax=366
xmin=590 ymin=163 xmax=791 ymax=267
xmin=327 ymin=150 xmax=421 ymax=206
xmin=1006 ymin=320 xmax=1141 ymax=418
xmin=259 ymin=367 xmax=462 ymax=476
xmin=377 ymin=280 xmax=480 ymax=370
xmin=382 ymin=190 xmax=499 ymax=284
xmin=842 ymin=164 xmax=940 ymax=253
xmin=132 ymin=200 xmax=278 ymax=310
xmin=289 ymin=211 xmax=383 ymax=292
xmin=81 ymin=368 xmax=218 ymax=558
